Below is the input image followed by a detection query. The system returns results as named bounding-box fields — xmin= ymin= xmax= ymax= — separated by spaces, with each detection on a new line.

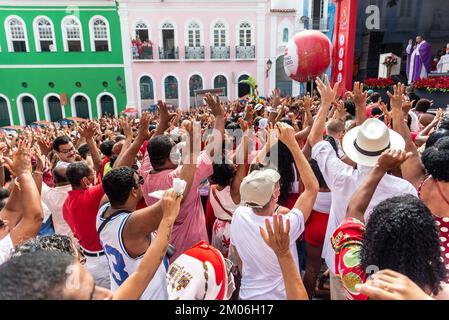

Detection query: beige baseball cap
xmin=240 ymin=169 xmax=280 ymax=208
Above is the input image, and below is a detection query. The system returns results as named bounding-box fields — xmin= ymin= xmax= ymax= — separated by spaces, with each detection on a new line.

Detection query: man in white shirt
xmin=308 ymin=77 xmax=418 ymax=300
xmin=230 ymin=123 xmax=318 ymax=300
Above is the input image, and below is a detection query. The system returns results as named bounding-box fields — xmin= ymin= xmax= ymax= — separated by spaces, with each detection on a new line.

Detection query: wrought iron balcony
xmin=159 ymin=46 xmax=179 ymax=60
xmin=185 ymin=46 xmax=205 ymax=59
xmin=236 ymin=45 xmax=256 ymax=59
xmin=133 ymin=45 xmax=154 ymax=60
xmin=211 ymin=46 xmax=230 ymax=60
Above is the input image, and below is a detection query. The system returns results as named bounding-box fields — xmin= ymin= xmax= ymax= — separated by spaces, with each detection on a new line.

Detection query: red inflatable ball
xmin=284 ymin=30 xmax=332 ymax=83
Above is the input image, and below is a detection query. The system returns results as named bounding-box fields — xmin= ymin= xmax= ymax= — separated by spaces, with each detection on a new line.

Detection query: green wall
xmin=0 ymin=4 xmax=127 ymax=125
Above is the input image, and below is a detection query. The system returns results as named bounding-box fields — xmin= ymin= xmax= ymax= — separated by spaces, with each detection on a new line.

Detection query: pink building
xmin=118 ymin=0 xmax=332 ymax=111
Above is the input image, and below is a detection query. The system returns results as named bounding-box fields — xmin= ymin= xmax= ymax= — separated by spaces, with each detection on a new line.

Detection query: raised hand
xmin=238 ymin=118 xmax=249 ymax=132
xmin=315 ymin=75 xmax=339 ymax=108
xmin=119 ymin=116 xmax=133 ymax=140
xmin=387 ymin=83 xmax=405 ymax=111
xmin=377 ymin=149 xmax=412 ymax=172
xmin=32 ymin=145 xmax=46 ymax=172
xmin=2 ymin=141 xmax=32 ymax=176
xmin=158 ymin=100 xmax=177 ymax=127
xmin=204 ymin=93 xmax=224 ymax=117
xmin=277 ymin=122 xmax=297 ymax=149
xmin=161 ymin=189 xmax=182 ymax=223
xmin=303 ymin=95 xmax=313 ymax=112
xmin=271 ymin=88 xmax=282 ymax=108
xmin=137 ymin=112 xmax=153 ymax=141
xmin=260 ymin=214 xmax=291 ymax=257
xmin=78 ymin=122 xmax=98 ymax=140
xmin=348 ymin=82 xmax=368 ymax=109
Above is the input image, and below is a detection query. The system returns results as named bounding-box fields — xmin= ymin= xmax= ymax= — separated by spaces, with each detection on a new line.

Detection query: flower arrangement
xmin=364 ymin=77 xmax=394 ymax=89
xmin=383 ymin=55 xmax=398 ymax=68
xmin=414 ymin=77 xmax=449 ymax=93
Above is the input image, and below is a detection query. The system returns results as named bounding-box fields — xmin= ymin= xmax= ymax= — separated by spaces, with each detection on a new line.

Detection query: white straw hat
xmin=342 ymin=118 xmax=405 ymax=167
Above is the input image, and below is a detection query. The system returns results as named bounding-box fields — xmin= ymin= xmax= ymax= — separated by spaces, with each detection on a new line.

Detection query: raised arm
xmin=348 ymin=82 xmax=368 ymax=126
xmin=308 ymin=75 xmax=339 ymax=147
xmin=389 ymin=84 xmax=426 ymax=188
xmin=260 ymin=214 xmax=308 ymax=300
xmin=177 ymin=120 xmax=199 ymax=204
xmin=113 ymin=117 xmax=134 ymax=168
xmin=278 ymin=123 xmax=318 ymax=222
xmin=204 ymin=93 xmax=225 ymax=161
xmin=113 ymin=190 xmax=181 ymax=300
xmin=2 ymin=144 xmax=43 ymax=246
xmin=114 ymin=113 xmax=152 ymax=169
xmin=79 ymin=122 xmax=102 ymax=173
xmin=230 ymin=119 xmax=249 ymax=203
xmin=347 ymin=149 xmax=411 ymax=223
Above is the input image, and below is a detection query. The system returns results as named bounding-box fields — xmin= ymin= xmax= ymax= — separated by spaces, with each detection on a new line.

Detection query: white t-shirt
xmin=230 ymin=206 xmax=305 ymax=300
xmin=0 ymin=234 xmax=14 ymax=266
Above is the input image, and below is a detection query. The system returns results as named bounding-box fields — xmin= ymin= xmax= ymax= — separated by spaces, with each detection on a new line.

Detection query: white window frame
xmin=134 ymin=20 xmax=151 ymax=41
xmin=0 ymin=94 xmax=13 ymax=126
xmin=237 ymin=21 xmax=253 ymax=47
xmin=159 ymin=20 xmax=178 ymax=54
xmin=185 ymin=20 xmax=202 ymax=47
xmin=137 ymin=74 xmax=157 ymax=115
xmin=70 ymin=93 xmax=92 ymax=119
xmin=43 ymin=93 xmax=66 ymax=121
xmin=89 ymin=15 xmax=111 ymax=52
xmin=33 ymin=16 xmax=57 ymax=52
xmin=61 ymin=15 xmax=84 ymax=52
xmin=5 ymin=15 xmax=29 ymax=53
xmin=188 ymin=73 xmax=204 ymax=98
xmin=211 ymin=20 xmax=228 ymax=48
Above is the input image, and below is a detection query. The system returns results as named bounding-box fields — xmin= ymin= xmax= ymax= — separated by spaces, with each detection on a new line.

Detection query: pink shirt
xmin=140 ymin=152 xmax=213 ymax=261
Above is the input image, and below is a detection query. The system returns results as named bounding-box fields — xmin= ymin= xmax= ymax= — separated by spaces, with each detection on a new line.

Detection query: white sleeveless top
xmin=210 ymin=186 xmax=242 ymax=221
xmin=96 ymin=203 xmax=168 ymax=300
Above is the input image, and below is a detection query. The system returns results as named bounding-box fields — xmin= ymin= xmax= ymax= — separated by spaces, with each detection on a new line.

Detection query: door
xmin=100 ymin=95 xmax=115 ymax=117
xmin=74 ymin=96 xmax=90 ymax=119
xmin=22 ymin=96 xmax=37 ymax=125
xmin=275 ymin=56 xmax=292 ymax=96
xmin=48 ymin=96 xmax=63 ymax=122
xmin=162 ymin=30 xmax=175 ymax=58
xmin=0 ymin=98 xmax=10 ymax=126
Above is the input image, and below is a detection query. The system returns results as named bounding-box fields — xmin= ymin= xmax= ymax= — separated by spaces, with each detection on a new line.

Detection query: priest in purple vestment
xmin=406 ymin=36 xmax=432 ymax=84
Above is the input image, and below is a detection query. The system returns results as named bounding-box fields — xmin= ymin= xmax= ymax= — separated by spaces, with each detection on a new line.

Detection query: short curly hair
xmin=361 ymin=195 xmax=446 ymax=295
xmin=13 ymin=235 xmax=77 ymax=258
xmin=102 ymin=166 xmax=137 ymax=206
xmin=421 ymin=136 xmax=449 ymax=182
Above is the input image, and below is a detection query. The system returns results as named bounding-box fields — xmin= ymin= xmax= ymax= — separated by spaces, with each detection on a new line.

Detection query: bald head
xmin=52 ymin=166 xmax=69 ymax=186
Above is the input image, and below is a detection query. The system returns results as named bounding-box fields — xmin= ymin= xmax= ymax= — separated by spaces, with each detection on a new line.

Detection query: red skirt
xmin=305 ymin=210 xmax=329 ymax=247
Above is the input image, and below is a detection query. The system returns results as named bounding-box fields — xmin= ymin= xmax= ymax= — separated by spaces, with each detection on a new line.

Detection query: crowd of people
xmin=0 ymin=75 xmax=448 ymax=300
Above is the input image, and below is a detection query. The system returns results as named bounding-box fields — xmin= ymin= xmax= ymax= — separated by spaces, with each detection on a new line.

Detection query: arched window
xmin=62 ymin=17 xmax=83 ymax=52
xmin=6 ymin=17 xmax=28 ymax=52
xmin=47 ymin=96 xmax=63 ymax=122
xmin=0 ymin=97 xmax=11 ymax=126
xmin=187 ymin=21 xmax=201 ymax=47
xmin=214 ymin=75 xmax=227 ymax=97
xmin=161 ymin=22 xmax=176 ymax=59
xmin=135 ymin=21 xmax=149 ymax=41
xmin=238 ymin=74 xmax=250 ymax=98
xmin=90 ymin=17 xmax=110 ymax=51
xmin=283 ymin=28 xmax=289 ymax=43
xmin=189 ymin=75 xmax=203 ymax=97
xmin=99 ymin=94 xmax=115 ymax=116
xmin=213 ymin=22 xmax=226 ymax=47
xmin=164 ymin=76 xmax=179 ymax=108
xmin=239 ymin=22 xmax=252 ymax=47
xmin=35 ymin=17 xmax=55 ymax=52
xmin=20 ymin=96 xmax=38 ymax=125
xmin=73 ymin=95 xmax=90 ymax=119
xmin=140 ymin=76 xmax=155 ymax=111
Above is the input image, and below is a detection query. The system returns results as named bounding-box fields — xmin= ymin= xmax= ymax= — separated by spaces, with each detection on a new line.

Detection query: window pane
xmin=68 ymin=40 xmax=82 ymax=52
xmin=189 ymin=75 xmax=203 ymax=97
xmin=165 ymin=77 xmax=179 ymax=99
xmin=12 ymin=41 xmax=27 ymax=52
xmin=40 ymin=40 xmax=53 ymax=52
xmin=95 ymin=40 xmax=109 ymax=51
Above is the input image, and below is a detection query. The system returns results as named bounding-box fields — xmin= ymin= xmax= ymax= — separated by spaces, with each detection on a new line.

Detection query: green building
xmin=0 ymin=0 xmax=127 ymax=126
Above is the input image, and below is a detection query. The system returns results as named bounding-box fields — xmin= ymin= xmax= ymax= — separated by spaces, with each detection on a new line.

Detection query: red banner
xmin=331 ymin=0 xmax=358 ymax=96
xmin=59 ymin=93 xmax=68 ymax=107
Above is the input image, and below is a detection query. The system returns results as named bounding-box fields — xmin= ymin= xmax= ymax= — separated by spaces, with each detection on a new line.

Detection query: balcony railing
xmin=185 ymin=46 xmax=205 ymax=59
xmin=159 ymin=46 xmax=179 ymax=60
xmin=133 ymin=45 xmax=154 ymax=60
xmin=236 ymin=45 xmax=256 ymax=59
xmin=311 ymin=17 xmax=329 ymax=31
xmin=211 ymin=46 xmax=230 ymax=59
